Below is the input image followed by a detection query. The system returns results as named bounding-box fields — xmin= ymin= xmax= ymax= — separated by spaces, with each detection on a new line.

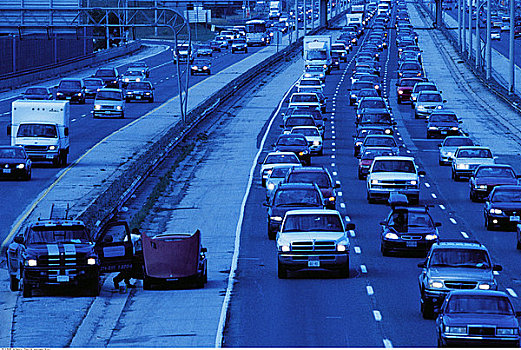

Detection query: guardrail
xmin=75 ymin=11 xmax=348 ymax=236
xmin=0 ymin=41 xmax=142 ymax=92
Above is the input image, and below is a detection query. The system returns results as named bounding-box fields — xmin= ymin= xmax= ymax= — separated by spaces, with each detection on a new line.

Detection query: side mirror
xmin=435 ymin=222 xmax=442 ymax=227
xmin=417 ymin=261 xmax=425 ymax=268
xmin=493 ymin=264 xmax=503 ymax=271
xmin=395 ymin=82 xmax=399 ymax=86
xmin=201 ymin=247 xmax=208 ymax=253
xmin=14 ymin=234 xmax=24 ymax=244
xmin=279 ymin=124 xmax=284 ymax=128
xmin=379 ymin=221 xmax=386 ymax=226
xmin=7 ymin=125 xmax=11 ymax=136
xmin=323 ymin=117 xmax=328 ymax=121
xmin=392 ymin=121 xmax=397 ymax=125
xmin=345 ymin=222 xmax=356 ymax=231
xmin=64 ymin=127 xmax=69 ymax=137
xmin=418 ymin=170 xmax=426 ymax=176
xmin=257 ymin=159 xmax=264 ymax=165
xmin=443 ymin=100 xmax=447 ymax=103
xmin=334 ymin=183 xmax=340 ymax=188
xmin=458 ymin=120 xmax=462 ymax=123
xmin=262 ymin=201 xmax=268 ymax=207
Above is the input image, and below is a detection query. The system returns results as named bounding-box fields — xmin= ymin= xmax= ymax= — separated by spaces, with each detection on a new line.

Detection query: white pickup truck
xmin=276 ymin=209 xmax=355 ymax=278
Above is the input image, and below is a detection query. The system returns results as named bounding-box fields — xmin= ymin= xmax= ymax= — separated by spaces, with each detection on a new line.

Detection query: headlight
xmin=351 ymin=94 xmax=357 ymax=98
xmin=446 ymin=326 xmax=467 ymax=335
xmin=477 ymin=185 xmax=487 ymax=190
xmin=478 ymin=283 xmax=491 ymax=290
xmin=136 ymin=78 xmax=141 ymax=82
xmin=16 ymin=163 xmax=25 ymax=169
xmin=94 ymin=104 xmax=101 ymax=110
xmin=384 ymin=232 xmax=399 ymax=240
xmin=437 ymin=105 xmax=442 ymax=109
xmin=304 ymin=73 xmax=311 ymax=77
xmin=124 ymin=78 xmax=130 ymax=82
xmin=425 ymin=234 xmax=438 ymax=240
xmin=319 ymin=74 xmax=324 ymax=77
xmin=456 ymin=163 xmax=469 ymax=170
xmin=270 ymin=216 xmax=283 ymax=222
xmin=490 ymin=208 xmax=503 ymax=215
xmin=267 ymin=183 xmax=276 ymax=191
xmin=192 ymin=66 xmax=198 ymax=70
xmin=371 ymin=179 xmax=379 ymax=185
xmin=313 ymin=140 xmax=320 ymax=146
xmin=116 ymin=105 xmax=122 ymax=110
xmin=417 ymin=105 xmax=426 ymax=111
xmin=26 ymin=259 xmax=37 ymax=267
xmin=145 ymin=92 xmax=150 ymax=95
xmin=385 ymin=129 xmax=392 ymax=134
xmin=127 ymin=91 xmax=132 ymax=94
xmin=328 ymin=196 xmax=335 ymax=202
xmin=203 ymin=66 xmax=208 ymax=70
xmin=77 ymin=93 xmax=82 ymax=96
xmin=428 ymin=126 xmax=438 ymax=130
xmin=429 ymin=279 xmax=444 ymax=289
xmin=398 ymin=90 xmax=403 ymax=94
xmin=323 ymin=65 xmax=328 ymax=69
xmin=48 ymin=145 xmax=57 ymax=150
xmin=451 ymin=126 xmax=459 ymax=130
xmin=280 ymin=245 xmax=290 ymax=252
xmin=497 ymin=328 xmax=518 ymax=336
xmin=409 ymin=180 xmax=418 ymax=185
xmin=337 ymin=244 xmax=348 ymax=252
xmin=375 ymin=85 xmax=380 ymax=90
xmin=355 ymin=141 xmax=363 ymax=146
xmin=298 ymin=151 xmax=308 ymax=156
xmin=412 ymin=96 xmax=417 ymax=101
xmin=87 ymin=258 xmax=97 ymax=265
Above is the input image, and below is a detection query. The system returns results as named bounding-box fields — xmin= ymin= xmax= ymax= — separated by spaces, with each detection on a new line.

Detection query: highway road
xmin=0 ymin=40 xmax=270 ymax=246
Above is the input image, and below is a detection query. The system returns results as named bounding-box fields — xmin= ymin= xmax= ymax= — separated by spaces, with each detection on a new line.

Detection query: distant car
xmin=273 ymin=134 xmax=311 ymax=165
xmin=258 ymin=151 xmax=301 ymax=186
xmin=265 ymin=164 xmax=300 ymax=200
xmin=125 ymin=81 xmax=154 ymax=103
xmin=93 ymin=88 xmax=125 ymax=118
xmin=451 ymin=146 xmax=495 ymax=181
xmin=231 ymin=38 xmax=248 ymax=53
xmin=426 ymin=110 xmax=461 ymax=138
xmin=283 ymin=107 xmax=326 ymax=136
xmin=414 ymin=91 xmax=445 ymax=119
xmin=484 ymin=185 xmax=521 ymax=230
xmin=121 ymin=68 xmax=146 ymax=87
xmin=93 ymin=67 xmax=120 ymax=88
xmin=379 ymin=197 xmax=440 ymax=256
xmin=127 ymin=61 xmax=150 ymax=77
xmin=356 ymin=97 xmax=388 ymax=118
xmin=359 ymin=134 xmax=400 ymax=158
xmin=331 ymin=42 xmax=348 ymax=61
xmin=197 ymin=43 xmax=214 ymax=56
xmin=358 ymin=147 xmax=396 ymax=179
xmin=438 ymin=136 xmax=474 ymax=165
xmin=290 ymin=126 xmax=323 ymax=155
xmin=436 ymin=290 xmax=520 ymax=347
xmin=288 ymin=92 xmax=321 ymax=110
xmin=282 ymin=115 xmax=317 ymax=134
xmin=264 ymin=183 xmax=324 ymax=239
xmin=469 ymin=164 xmax=519 ymax=202
xmin=303 ymin=65 xmax=326 ymax=82
xmin=352 ymin=126 xmax=387 ymax=157
xmin=357 ymin=74 xmax=382 ymax=95
xmin=297 ymin=78 xmax=324 ymax=92
xmin=214 ymin=36 xmax=230 ymax=49
xmin=190 ymin=59 xmax=212 ymax=75
xmin=284 ymin=166 xmax=339 ymax=209
xmin=396 ymin=77 xmax=424 ymax=104
xmin=410 ymin=81 xmax=438 ymax=107
xmin=83 ymin=78 xmax=104 ymax=99
xmin=350 ymin=81 xmax=378 ymax=105
xmin=56 ymin=78 xmax=86 ymax=104
xmin=23 ymin=86 xmax=52 ymax=100
xmin=173 ymin=43 xmax=194 ymax=63
xmin=397 ymin=61 xmax=423 ymax=79
xmin=491 ymin=28 xmax=501 ymax=40
xmin=356 ymin=108 xmax=395 ymax=135
xmin=0 ymin=146 xmax=31 ymax=180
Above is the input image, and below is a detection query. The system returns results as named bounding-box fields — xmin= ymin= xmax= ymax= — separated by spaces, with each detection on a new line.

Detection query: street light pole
xmin=458 ymin=0 xmax=462 ymax=51
xmin=463 ymin=0 xmax=467 ymax=53
xmin=468 ymin=0 xmax=472 ymax=60
xmin=486 ymin=0 xmax=491 ymax=79
xmin=475 ymin=0 xmax=480 ymax=68
xmin=508 ymin=0 xmax=515 ymax=92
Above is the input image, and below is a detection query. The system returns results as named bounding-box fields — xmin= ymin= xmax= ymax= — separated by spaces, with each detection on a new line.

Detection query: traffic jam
xmin=255 ymin=0 xmax=521 ymax=347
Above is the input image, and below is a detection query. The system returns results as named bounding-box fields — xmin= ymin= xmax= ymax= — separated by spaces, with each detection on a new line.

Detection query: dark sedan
xmin=284 ymin=166 xmax=339 ymax=209
xmin=356 ymin=108 xmax=395 ymax=134
xmin=273 ymin=134 xmax=311 ymax=165
xmin=350 ymin=81 xmax=378 ymax=105
xmin=56 ymin=78 xmax=86 ymax=103
xmin=190 ymin=59 xmax=212 ymax=75
xmin=436 ymin=290 xmax=521 ymax=347
xmin=398 ymin=61 xmax=423 ymax=79
xmin=83 ymin=78 xmax=104 ymax=99
xmin=470 ymin=165 xmax=519 ymax=202
xmin=0 ymin=146 xmax=31 ymax=180
xmin=125 ymin=81 xmax=154 ymax=102
xmin=264 ymin=183 xmax=324 ymax=239
xmin=426 ymin=110 xmax=461 ymax=138
xmin=484 ymin=185 xmax=521 ymax=230
xmin=22 ymin=86 xmax=52 ymax=100
xmin=352 ymin=126 xmax=387 ymax=157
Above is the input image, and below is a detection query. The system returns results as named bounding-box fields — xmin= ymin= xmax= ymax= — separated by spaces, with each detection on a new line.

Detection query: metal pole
xmin=463 ymin=0 xmax=467 ymax=53
xmin=295 ymin=0 xmax=299 ymax=39
xmin=155 ymin=0 xmax=158 ymax=37
xmin=106 ymin=9 xmax=110 ymax=48
xmin=304 ymin=0 xmax=307 ymax=34
xmin=468 ymin=0 xmax=472 ymax=59
xmin=475 ymin=0 xmax=480 ymax=67
xmin=508 ymin=0 xmax=514 ymax=92
xmin=458 ymin=0 xmax=462 ymax=50
xmin=486 ymin=0 xmax=491 ymax=79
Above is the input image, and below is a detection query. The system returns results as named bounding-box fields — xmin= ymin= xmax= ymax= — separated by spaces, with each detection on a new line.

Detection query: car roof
xmin=266 ymin=151 xmax=298 ymax=157
xmin=373 ymin=156 xmax=415 ymax=161
xmin=456 ymin=146 xmax=491 ymax=150
xmin=360 ymin=107 xmax=390 ymax=113
xmin=290 ymin=166 xmax=328 ymax=173
xmin=98 ymin=88 xmax=122 ymax=92
xmin=447 ymin=290 xmax=509 ymax=298
xmin=277 ymin=183 xmax=319 ymax=190
xmin=432 ymin=240 xmax=486 ymax=250
xmin=285 ymin=209 xmax=340 ymax=216
xmin=291 ymin=126 xmax=320 ymax=130
xmin=476 ymin=164 xmax=513 ymax=169
xmin=364 ymin=134 xmax=394 ymax=139
xmin=492 ymin=185 xmax=521 ymax=190
xmin=430 ymin=110 xmax=456 ymax=115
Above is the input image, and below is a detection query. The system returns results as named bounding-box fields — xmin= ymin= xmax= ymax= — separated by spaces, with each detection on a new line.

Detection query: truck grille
xmin=39 ymin=253 xmax=87 ymax=267
xmin=24 ymin=145 xmax=48 ymax=152
xmin=291 ymin=241 xmax=336 ymax=251
xmin=468 ymin=326 xmax=495 ymax=336
xmin=401 ymin=235 xmax=422 ymax=240
xmin=444 ymin=280 xmax=478 ymax=289
xmin=101 ymin=105 xmax=114 ymax=109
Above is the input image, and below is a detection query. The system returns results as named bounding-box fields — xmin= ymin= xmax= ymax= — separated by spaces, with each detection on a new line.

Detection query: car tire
xmin=516 ymin=239 xmax=521 ymax=250
xmin=149 ymin=98 xmax=154 ymax=103
xmin=22 ymin=276 xmax=32 ymax=298
xmin=86 ymin=279 xmax=100 ymax=297
xmin=60 ymin=153 xmax=67 ymax=167
xmin=421 ymin=300 xmax=435 ymax=319
xmin=414 ymin=113 xmax=419 ymax=119
xmin=318 ymin=149 xmax=323 ymax=156
xmin=338 ymin=262 xmax=349 ymax=278
xmin=143 ymin=275 xmax=153 ymax=290
xmin=409 ymin=195 xmax=419 ymax=205
xmin=358 ymin=171 xmax=364 ymax=180
xmin=277 ymin=261 xmax=288 ymax=279
xmin=23 ymin=169 xmax=31 ymax=181
xmin=10 ymin=275 xmax=19 ymax=292
xmin=380 ymin=243 xmax=389 ymax=256
xmin=268 ymin=228 xmax=276 ymax=240
xmin=485 ymin=215 xmax=493 ymax=231
xmin=470 ymin=189 xmax=477 ymax=202
xmin=426 ymin=133 xmax=432 ymax=139
xmin=438 ymin=159 xmax=444 ymax=166
xmin=367 ymin=192 xmax=375 ymax=204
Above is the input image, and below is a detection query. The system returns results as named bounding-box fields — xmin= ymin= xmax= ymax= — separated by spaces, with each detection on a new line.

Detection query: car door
xmin=94 ymin=221 xmax=134 ymax=274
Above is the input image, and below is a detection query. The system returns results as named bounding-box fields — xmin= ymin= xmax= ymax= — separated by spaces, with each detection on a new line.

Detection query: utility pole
xmin=486 ymin=0 xmax=491 ymax=79
xmin=295 ymin=0 xmax=299 ymax=39
xmin=155 ymin=0 xmax=158 ymax=37
xmin=304 ymin=0 xmax=307 ymax=34
xmin=458 ymin=0 xmax=462 ymax=50
xmin=463 ymin=0 xmax=467 ymax=53
xmin=468 ymin=0 xmax=472 ymax=60
xmin=508 ymin=0 xmax=515 ymax=92
xmin=475 ymin=0 xmax=480 ymax=68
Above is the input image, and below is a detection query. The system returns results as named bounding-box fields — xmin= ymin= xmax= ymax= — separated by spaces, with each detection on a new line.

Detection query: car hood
xmin=275 ymin=145 xmax=308 ymax=152
xmin=0 ymin=158 xmax=27 ymax=164
xmin=444 ymin=313 xmax=518 ymax=328
xmin=477 ymin=177 xmax=518 ymax=186
xmin=456 ymin=158 xmax=495 ymax=165
xmin=26 ymin=242 xmax=95 ymax=256
xmin=279 ymin=231 xmax=347 ymax=242
xmin=369 ymin=172 xmax=418 ymax=181
xmin=428 ymin=267 xmax=493 ymax=281
xmin=489 ymin=202 xmax=521 ymax=211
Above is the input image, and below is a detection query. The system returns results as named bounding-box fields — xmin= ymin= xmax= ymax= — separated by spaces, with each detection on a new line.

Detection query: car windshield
xmin=360 ymin=113 xmax=392 ymax=124
xmin=84 ymin=79 xmax=102 ymax=87
xmin=59 ymin=80 xmax=81 ymax=89
xmin=429 ymin=248 xmax=491 ymax=268
xmin=0 ymin=148 xmax=25 ymax=158
xmin=95 ymin=69 xmax=115 ymax=77
xmin=292 ymin=94 xmax=318 ymax=103
xmin=364 ymin=137 xmax=396 ymax=147
xmin=265 ymin=154 xmax=299 ymax=164
xmin=25 ymin=88 xmax=47 ymax=95
xmin=124 ymin=70 xmax=143 ymax=77
xmin=400 ymin=79 xmax=421 ymax=87
xmin=300 ymin=80 xmax=320 ymax=86
xmin=491 ymin=189 xmax=521 ymax=202
xmin=26 ymin=225 xmax=91 ymax=244
xmin=415 ymin=84 xmax=437 ymax=92
xmin=372 ymin=159 xmax=416 ymax=173
xmin=359 ymin=89 xmax=378 ymax=97
xmin=292 ymin=128 xmax=319 ymax=136
xmin=419 ymin=93 xmax=442 ymax=102
xmin=457 ymin=149 xmax=492 ymax=158
xmin=17 ymin=124 xmax=57 ymax=138
xmin=277 ymin=136 xmax=307 ymax=146
xmin=332 ymin=44 xmax=345 ymax=50
xmin=353 ymin=82 xmax=376 ymax=90
xmin=477 ymin=167 xmax=515 ymax=178
xmin=430 ymin=114 xmax=458 ymax=123
xmin=286 ymin=117 xmax=315 ymax=127
xmin=307 ymin=51 xmax=327 ymax=60
xmin=446 ymin=295 xmax=513 ymax=315
xmin=127 ymin=82 xmax=152 ymax=90
xmin=282 ymin=213 xmax=344 ymax=232
xmin=270 ymin=167 xmax=292 ymax=178
xmin=401 ymin=62 xmax=421 ymax=70
xmin=233 ymin=39 xmax=246 ymax=44
xmin=96 ymin=91 xmax=122 ymax=100
xmin=274 ymin=189 xmax=322 ymax=206
xmin=360 ymin=100 xmax=386 ymax=109
xmin=388 ymin=211 xmax=433 ymax=231
xmin=287 ymin=172 xmax=331 ymax=188
xmin=443 ymin=137 xmax=474 ymax=147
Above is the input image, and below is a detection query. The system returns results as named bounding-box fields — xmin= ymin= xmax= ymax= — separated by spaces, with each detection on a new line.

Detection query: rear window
xmin=95 ymin=69 xmax=115 ymax=77
xmin=291 ymin=94 xmax=318 ymax=103
xmin=372 ymin=159 xmax=416 ymax=173
xmin=276 ymin=136 xmax=307 ymax=146
xmin=273 ymin=189 xmax=322 ymax=206
xmin=59 ymin=80 xmax=81 ymax=89
xmin=443 ymin=137 xmax=474 ymax=147
xmin=456 ymin=148 xmax=492 ymax=158
xmin=265 ymin=154 xmax=299 ymax=164
xmin=287 ymin=172 xmax=331 ymax=188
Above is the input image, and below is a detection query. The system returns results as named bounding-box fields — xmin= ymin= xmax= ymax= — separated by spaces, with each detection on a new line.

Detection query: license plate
xmin=308 ymin=260 xmax=320 ymax=267
xmin=66 ymin=97 xmax=71 ymax=100
xmin=3 ymin=169 xmax=11 ymax=174
xmin=57 ymin=275 xmax=69 ymax=282
xmin=46 ymin=154 xmax=54 ymax=159
xmin=510 ymin=216 xmax=520 ymax=222
xmin=406 ymin=241 xmax=418 ymax=247
xmin=441 ymin=131 xmax=447 ymax=134
xmin=136 ymin=96 xmax=141 ymax=99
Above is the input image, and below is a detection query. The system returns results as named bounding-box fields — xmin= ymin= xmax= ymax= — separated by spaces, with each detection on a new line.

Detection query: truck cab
xmin=304 ymin=35 xmax=332 ymax=73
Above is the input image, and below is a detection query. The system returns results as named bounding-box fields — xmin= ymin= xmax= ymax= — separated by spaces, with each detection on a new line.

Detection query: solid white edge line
xmin=383 ymin=339 xmax=393 ymax=348
xmin=214 ymin=77 xmax=299 ymax=348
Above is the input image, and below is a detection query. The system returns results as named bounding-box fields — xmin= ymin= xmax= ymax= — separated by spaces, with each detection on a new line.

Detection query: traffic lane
xmin=224 ymin=64 xmax=385 ymax=348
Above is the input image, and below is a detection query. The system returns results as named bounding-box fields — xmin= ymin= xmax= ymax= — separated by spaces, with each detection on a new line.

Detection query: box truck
xmin=303 ymin=35 xmax=332 ymax=73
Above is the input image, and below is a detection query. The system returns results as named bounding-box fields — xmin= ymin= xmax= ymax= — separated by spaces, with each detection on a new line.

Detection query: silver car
xmin=93 ymin=88 xmax=125 ymax=118
xmin=438 ymin=136 xmax=474 ymax=165
xmin=414 ymin=91 xmax=445 ymax=119
xmin=265 ymin=164 xmax=300 ymax=200
xmin=451 ymin=146 xmax=495 ymax=181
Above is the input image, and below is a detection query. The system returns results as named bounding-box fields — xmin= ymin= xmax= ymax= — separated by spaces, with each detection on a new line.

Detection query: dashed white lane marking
xmin=431 ymin=193 xmax=437 ymax=199
xmin=340 ymin=203 xmax=346 ymax=209
xmin=493 ymin=271 xmax=500 ymax=275
xmin=338 ymin=191 xmax=343 ymax=197
xmin=354 ymin=246 xmax=361 ymax=254
xmin=333 ymin=171 xmax=338 ymax=176
xmin=383 ymin=339 xmax=393 ymax=348
xmin=332 ymin=163 xmax=336 ymax=167
xmin=425 ymin=183 xmax=430 ymax=188
xmin=366 ymin=286 xmax=374 ymax=296
xmin=332 ymin=130 xmax=335 ymax=134
xmin=439 ymin=204 xmax=446 ymax=210
xmin=507 ymin=288 xmax=518 ymax=298
xmin=71 ymin=119 xmax=77 ymax=122
xmin=406 ymin=150 xmax=411 ymax=153
xmin=345 ymin=215 xmax=351 ymax=221
xmin=420 ymin=174 xmax=425 ymax=177
xmin=332 ymin=135 xmax=336 ymax=139
xmin=373 ymin=310 xmax=382 ymax=321
xmin=460 ymin=231 xmax=469 ymax=238
xmin=331 ymin=155 xmax=336 ymax=159
xmin=360 ymin=264 xmax=367 ymax=273
xmin=450 ymin=218 xmax=457 ymax=225
xmin=81 ymin=114 xmax=87 ymax=117
xmin=332 ymin=148 xmax=336 ymax=152
xmin=349 ymin=230 xmax=356 ymax=237
xmin=332 ymin=142 xmax=336 ymax=146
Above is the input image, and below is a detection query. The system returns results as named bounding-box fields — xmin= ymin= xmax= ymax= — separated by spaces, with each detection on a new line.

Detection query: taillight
xmin=361 ymin=159 xmax=373 ymax=166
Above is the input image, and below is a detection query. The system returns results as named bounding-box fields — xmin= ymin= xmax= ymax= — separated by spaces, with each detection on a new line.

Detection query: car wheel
xmin=358 ymin=171 xmax=364 ymax=180
xmin=10 ymin=275 xmax=19 ymax=291
xmin=470 ymin=189 xmax=476 ymax=202
xmin=23 ymin=168 xmax=31 ymax=181
xmin=438 ymin=159 xmax=444 ymax=166
xmin=85 ymin=278 xmax=100 ymax=297
xmin=338 ymin=262 xmax=349 ymax=278
xmin=409 ymin=195 xmax=419 ymax=205
xmin=517 ymin=239 xmax=521 ymax=250
xmin=268 ymin=228 xmax=276 ymax=240
xmin=367 ymin=192 xmax=375 ymax=204
xmin=437 ymin=335 xmax=444 ymax=348
xmin=277 ymin=261 xmax=288 ymax=279
xmin=143 ymin=275 xmax=153 ymax=290
xmin=380 ymin=243 xmax=389 ymax=256
xmin=52 ymin=157 xmax=61 ymax=168
xmin=261 ymin=178 xmax=266 ymax=187
xmin=22 ymin=276 xmax=32 ymax=298
xmin=60 ymin=153 xmax=67 ymax=167
xmin=149 ymin=98 xmax=154 ymax=103
xmin=318 ymin=149 xmax=323 ymax=156
xmin=414 ymin=113 xmax=419 ymax=119
xmin=485 ymin=215 xmax=493 ymax=230
xmin=421 ymin=300 xmax=435 ymax=319
xmin=426 ymin=133 xmax=432 ymax=139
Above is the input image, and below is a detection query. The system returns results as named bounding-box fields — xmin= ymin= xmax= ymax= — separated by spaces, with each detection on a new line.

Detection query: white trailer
xmin=346 ymin=13 xmax=363 ymax=25
xmin=303 ymin=35 xmax=332 ymax=72
xmin=9 ymin=100 xmax=70 ymax=166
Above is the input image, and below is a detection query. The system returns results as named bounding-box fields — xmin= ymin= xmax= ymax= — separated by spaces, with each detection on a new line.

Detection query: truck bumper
xmin=24 ymin=266 xmax=100 ymax=288
xmin=278 ymin=252 xmax=348 ymax=272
